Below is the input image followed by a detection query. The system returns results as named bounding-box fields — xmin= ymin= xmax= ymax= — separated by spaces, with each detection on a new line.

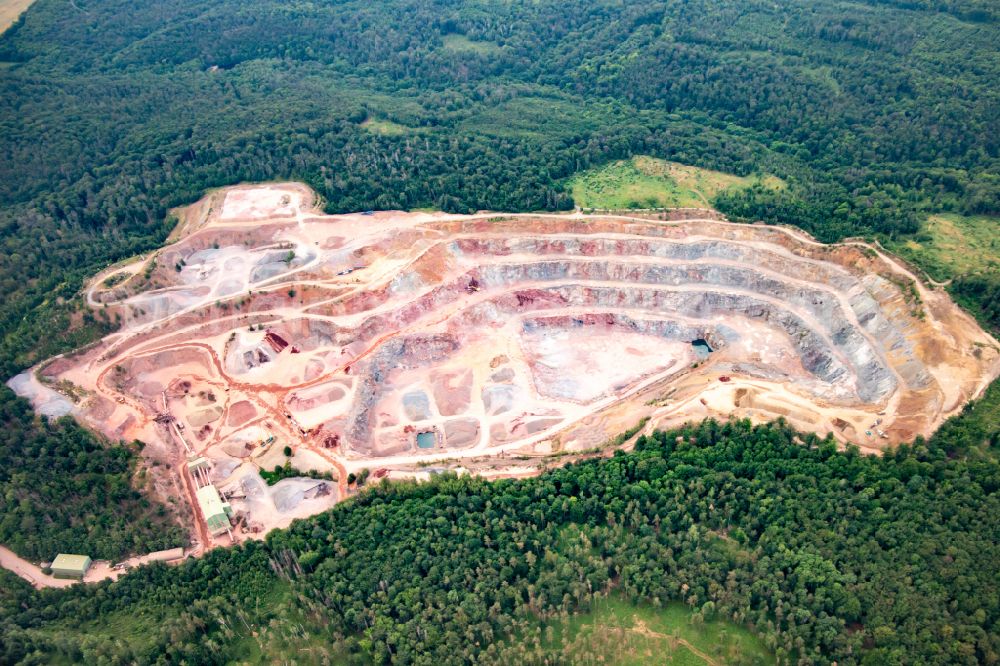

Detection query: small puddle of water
xmin=691 ymin=338 xmax=713 ymax=360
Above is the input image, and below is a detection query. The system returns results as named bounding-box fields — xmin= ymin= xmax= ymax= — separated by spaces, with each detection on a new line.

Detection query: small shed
xmin=146 ymin=547 xmax=185 ymax=563
xmin=188 ymin=456 xmax=211 ymax=473
xmin=51 ymin=553 xmax=92 ymax=579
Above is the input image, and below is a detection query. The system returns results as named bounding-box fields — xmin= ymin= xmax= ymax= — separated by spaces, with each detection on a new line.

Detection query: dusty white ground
xmin=13 ymin=182 xmax=999 ymax=549
xmin=0 ymin=545 xmax=188 ymax=589
xmin=0 ymin=0 xmax=33 ymax=34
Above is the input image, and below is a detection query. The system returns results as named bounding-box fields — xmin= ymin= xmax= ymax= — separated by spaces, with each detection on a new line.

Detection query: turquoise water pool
xmin=691 ymin=338 xmax=713 ymax=360
xmin=416 ymin=431 xmax=436 ymax=449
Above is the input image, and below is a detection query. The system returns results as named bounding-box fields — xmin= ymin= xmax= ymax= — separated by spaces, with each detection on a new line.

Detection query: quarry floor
xmin=9 ymin=182 xmax=998 ymax=554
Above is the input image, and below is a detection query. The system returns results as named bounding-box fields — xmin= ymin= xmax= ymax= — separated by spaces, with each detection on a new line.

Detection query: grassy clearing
xmin=36 ymin=604 xmax=166 ymax=659
xmin=361 ymin=117 xmax=416 ymax=136
xmin=441 ymin=33 xmax=502 ymax=55
xmin=894 ymin=213 xmax=1000 ymax=282
xmin=33 ymin=580 xmax=305 ymax=663
xmin=798 ymin=63 xmax=842 ymax=96
xmin=569 ymin=156 xmax=783 ymax=210
xmin=518 ymin=595 xmax=773 ymax=665
xmin=459 ymin=94 xmax=608 ymax=140
xmin=225 ymin=597 xmax=351 ymax=664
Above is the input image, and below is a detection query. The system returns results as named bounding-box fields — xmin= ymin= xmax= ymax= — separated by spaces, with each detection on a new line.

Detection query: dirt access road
xmin=0 ymin=546 xmax=77 ymax=589
xmin=0 ymin=545 xmax=140 ymax=589
xmin=0 ymin=544 xmax=194 ymax=590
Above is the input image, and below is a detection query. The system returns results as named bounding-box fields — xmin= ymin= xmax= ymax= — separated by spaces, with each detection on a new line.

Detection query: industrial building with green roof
xmin=50 ymin=554 xmax=92 ymax=579
xmin=196 ymin=484 xmax=233 ymax=535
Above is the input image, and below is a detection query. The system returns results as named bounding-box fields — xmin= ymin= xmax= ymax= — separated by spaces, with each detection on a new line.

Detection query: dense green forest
xmin=0 ymin=0 xmax=999 ymax=663
xmin=953 ymin=272 xmax=1000 ymax=332
xmin=0 ymin=390 xmax=185 ymax=561
xmin=1 ymin=386 xmax=998 ymax=664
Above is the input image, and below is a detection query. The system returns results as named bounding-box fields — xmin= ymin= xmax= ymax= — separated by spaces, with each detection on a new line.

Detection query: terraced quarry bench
xmin=25 ymin=183 xmax=1000 ymax=542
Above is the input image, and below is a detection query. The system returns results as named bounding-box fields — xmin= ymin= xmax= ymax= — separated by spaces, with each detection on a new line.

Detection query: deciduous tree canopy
xmin=1 ymin=396 xmax=998 ymax=663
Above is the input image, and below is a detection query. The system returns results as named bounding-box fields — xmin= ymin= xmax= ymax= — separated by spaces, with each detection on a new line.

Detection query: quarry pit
xmin=15 ymin=183 xmax=999 ymax=545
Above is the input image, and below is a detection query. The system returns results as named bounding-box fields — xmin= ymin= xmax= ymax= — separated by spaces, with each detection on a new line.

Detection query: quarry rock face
xmin=22 ymin=183 xmax=1000 ymax=538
